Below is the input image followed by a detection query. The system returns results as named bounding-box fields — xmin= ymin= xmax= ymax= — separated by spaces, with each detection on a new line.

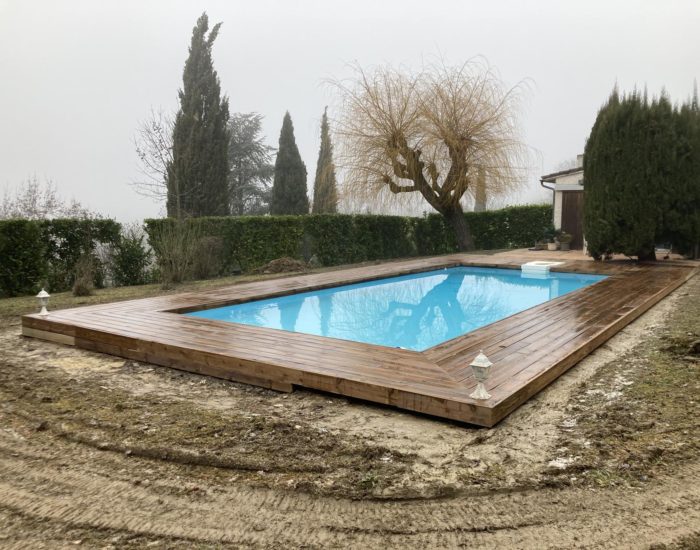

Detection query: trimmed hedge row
xmin=0 ymin=220 xmax=46 ymax=297
xmin=145 ymin=204 xmax=552 ymax=273
xmin=0 ymin=205 xmax=551 ymax=297
xmin=42 ymin=218 xmax=121 ymax=291
xmin=0 ymin=218 xmax=121 ymax=297
xmin=416 ymin=205 xmax=555 ymax=254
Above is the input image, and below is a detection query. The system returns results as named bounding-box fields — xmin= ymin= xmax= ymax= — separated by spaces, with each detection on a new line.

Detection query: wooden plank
xmin=21 ymin=326 xmax=75 ymax=346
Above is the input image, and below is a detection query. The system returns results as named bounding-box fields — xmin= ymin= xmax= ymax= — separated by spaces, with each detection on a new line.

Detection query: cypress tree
xmin=584 ymin=87 xmax=700 ymax=260
xmin=270 ymin=112 xmax=308 ymax=215
xmin=166 ymin=12 xmax=230 ymax=218
xmin=312 ymin=108 xmax=338 ymax=213
xmin=663 ymin=92 xmax=700 ymax=257
xmin=584 ymin=91 xmax=662 ymax=260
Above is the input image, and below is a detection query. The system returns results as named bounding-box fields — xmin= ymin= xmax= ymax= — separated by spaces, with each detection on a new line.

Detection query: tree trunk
xmin=444 ymin=205 xmax=474 ymax=251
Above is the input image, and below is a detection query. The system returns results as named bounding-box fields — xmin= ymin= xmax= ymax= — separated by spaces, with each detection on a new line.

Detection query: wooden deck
xmin=21 ymin=254 xmax=697 ymax=427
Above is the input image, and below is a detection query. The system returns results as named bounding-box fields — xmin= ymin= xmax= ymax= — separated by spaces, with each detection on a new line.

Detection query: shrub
xmin=111 ymin=225 xmax=152 ymax=286
xmin=72 ymin=254 xmax=95 ymax=296
xmin=148 ymin=220 xmax=201 ymax=287
xmin=193 ymin=235 xmax=225 ymax=280
xmin=0 ymin=219 xmax=46 ymax=297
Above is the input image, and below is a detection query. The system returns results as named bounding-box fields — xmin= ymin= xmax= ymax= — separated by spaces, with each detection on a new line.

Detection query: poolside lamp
xmin=36 ymin=288 xmax=50 ymax=317
xmin=469 ymin=350 xmax=493 ymax=400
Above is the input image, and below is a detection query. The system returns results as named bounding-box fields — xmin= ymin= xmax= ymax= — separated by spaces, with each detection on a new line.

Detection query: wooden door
xmin=561 ymin=191 xmax=584 ymax=249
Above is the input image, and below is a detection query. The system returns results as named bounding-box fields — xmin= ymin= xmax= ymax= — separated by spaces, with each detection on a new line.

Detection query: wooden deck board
xmin=21 ymin=254 xmax=697 ymax=426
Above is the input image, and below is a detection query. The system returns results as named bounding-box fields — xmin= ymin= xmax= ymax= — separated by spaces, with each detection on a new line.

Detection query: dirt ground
xmin=1 ymin=262 xmax=699 ymax=548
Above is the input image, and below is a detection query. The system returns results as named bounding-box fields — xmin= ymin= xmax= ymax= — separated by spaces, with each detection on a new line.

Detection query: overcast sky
xmin=1 ymin=0 xmax=698 ymax=221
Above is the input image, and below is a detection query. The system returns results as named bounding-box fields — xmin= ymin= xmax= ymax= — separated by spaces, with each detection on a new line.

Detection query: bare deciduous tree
xmin=131 ymin=107 xmax=175 ymax=206
xmin=331 ymin=60 xmax=529 ymax=250
xmin=0 ymin=176 xmax=94 ymax=220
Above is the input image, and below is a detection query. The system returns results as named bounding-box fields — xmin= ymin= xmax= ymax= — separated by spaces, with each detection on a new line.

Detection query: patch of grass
xmin=547 ymin=273 xmax=700 ymax=486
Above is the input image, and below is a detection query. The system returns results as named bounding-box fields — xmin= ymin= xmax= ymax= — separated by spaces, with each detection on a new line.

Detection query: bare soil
xmin=1 ymin=263 xmax=699 ymax=548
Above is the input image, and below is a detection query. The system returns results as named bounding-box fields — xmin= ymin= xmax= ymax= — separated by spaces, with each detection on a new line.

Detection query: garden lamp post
xmin=469 ymin=350 xmax=493 ymax=400
xmin=36 ymin=288 xmax=50 ymax=317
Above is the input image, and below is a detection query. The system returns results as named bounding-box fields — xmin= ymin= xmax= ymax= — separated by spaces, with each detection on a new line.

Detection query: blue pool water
xmin=186 ymin=267 xmax=607 ymax=351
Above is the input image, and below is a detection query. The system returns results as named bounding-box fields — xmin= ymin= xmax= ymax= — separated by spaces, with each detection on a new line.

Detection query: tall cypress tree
xmin=584 ymin=91 xmax=661 ymax=260
xmin=312 ymin=108 xmax=338 ymax=213
xmin=664 ymin=91 xmax=700 ymax=257
xmin=166 ymin=12 xmax=230 ymax=218
xmin=584 ymin=87 xmax=699 ymax=260
xmin=270 ymin=112 xmax=308 ymax=215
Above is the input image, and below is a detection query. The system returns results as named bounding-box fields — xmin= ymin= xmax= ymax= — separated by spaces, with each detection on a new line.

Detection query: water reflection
xmin=188 ymin=267 xmax=606 ymax=351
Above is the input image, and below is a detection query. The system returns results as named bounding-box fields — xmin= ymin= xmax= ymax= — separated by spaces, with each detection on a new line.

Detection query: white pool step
xmin=521 ymin=261 xmax=565 ymax=276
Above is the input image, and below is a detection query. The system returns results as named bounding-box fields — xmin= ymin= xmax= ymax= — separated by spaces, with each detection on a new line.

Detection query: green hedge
xmin=415 ymin=205 xmax=554 ymax=255
xmin=0 ymin=220 xmax=46 ymax=297
xmin=145 ymin=216 xmax=305 ymax=274
xmin=145 ymin=205 xmax=552 ymax=274
xmin=41 ymin=218 xmax=121 ymax=291
xmin=302 ymin=214 xmax=417 ymax=265
xmin=0 ymin=218 xmax=121 ymax=297
xmin=0 ymin=206 xmax=552 ymax=297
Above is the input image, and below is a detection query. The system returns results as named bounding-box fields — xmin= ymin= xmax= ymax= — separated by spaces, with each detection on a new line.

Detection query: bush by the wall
xmin=0 ymin=219 xmax=46 ymax=297
xmin=145 ymin=205 xmax=552 ymax=276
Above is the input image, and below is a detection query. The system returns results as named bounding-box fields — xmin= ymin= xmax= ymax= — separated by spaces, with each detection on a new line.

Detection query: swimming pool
xmin=186 ymin=266 xmax=607 ymax=351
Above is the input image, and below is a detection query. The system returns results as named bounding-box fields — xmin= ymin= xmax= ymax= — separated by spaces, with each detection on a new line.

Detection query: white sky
xmin=1 ymin=0 xmax=698 ymax=221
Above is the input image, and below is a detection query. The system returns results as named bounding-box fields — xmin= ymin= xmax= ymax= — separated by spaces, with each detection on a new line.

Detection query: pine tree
xmin=270 ymin=112 xmax=308 ymax=215
xmin=312 ymin=108 xmax=338 ymax=213
xmin=166 ymin=12 xmax=230 ymax=218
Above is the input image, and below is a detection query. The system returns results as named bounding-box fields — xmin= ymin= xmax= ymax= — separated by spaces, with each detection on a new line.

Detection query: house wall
xmin=555 ymin=172 xmax=584 ymax=186
xmin=552 ymin=170 xmax=583 ymax=230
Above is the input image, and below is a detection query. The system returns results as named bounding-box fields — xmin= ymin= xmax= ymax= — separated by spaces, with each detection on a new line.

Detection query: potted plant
xmin=558 ymin=232 xmax=573 ymax=251
xmin=534 ymin=239 xmax=548 ymax=250
xmin=543 ymin=228 xmax=558 ymax=251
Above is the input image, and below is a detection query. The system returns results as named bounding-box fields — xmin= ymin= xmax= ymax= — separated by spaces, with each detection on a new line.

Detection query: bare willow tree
xmin=332 ymin=60 xmax=529 ymax=250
